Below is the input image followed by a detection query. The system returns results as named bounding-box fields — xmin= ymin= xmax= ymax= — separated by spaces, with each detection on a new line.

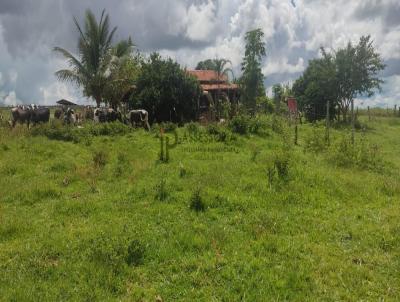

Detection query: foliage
xmin=256 ymin=96 xmax=274 ymax=114
xmin=293 ymin=36 xmax=385 ymax=122
xmin=102 ymin=52 xmax=141 ymax=108
xmin=155 ymin=178 xmax=168 ymax=201
xmin=240 ymin=29 xmax=267 ymax=113
xmin=304 ymin=126 xmax=329 ymax=153
xmin=328 ymin=134 xmax=383 ymax=171
xmin=54 ymin=9 xmax=134 ymax=107
xmin=131 ymin=53 xmax=202 ymax=123
xmin=229 ymin=114 xmax=249 ymax=135
xmin=126 ymin=239 xmax=145 ymax=266
xmin=93 ymin=150 xmax=108 ymax=168
xmin=31 ymin=121 xmax=131 ymax=143
xmin=189 ymin=189 xmax=206 ymax=212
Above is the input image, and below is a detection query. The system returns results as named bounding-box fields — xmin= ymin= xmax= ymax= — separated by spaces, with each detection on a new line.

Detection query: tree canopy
xmin=240 ymin=28 xmax=267 ymax=113
xmin=54 ymin=9 xmax=134 ymax=107
xmin=293 ymin=35 xmax=385 ymax=122
xmin=131 ymin=53 xmax=202 ymax=124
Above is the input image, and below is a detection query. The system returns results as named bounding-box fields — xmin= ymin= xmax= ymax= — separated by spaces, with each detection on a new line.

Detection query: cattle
xmin=64 ymin=108 xmax=77 ymax=125
xmin=30 ymin=107 xmax=50 ymax=126
xmin=94 ymin=108 xmax=123 ymax=123
xmin=10 ymin=107 xmax=32 ymax=128
xmin=128 ymin=109 xmax=150 ymax=130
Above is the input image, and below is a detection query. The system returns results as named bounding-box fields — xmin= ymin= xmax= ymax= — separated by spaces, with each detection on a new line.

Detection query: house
xmin=187 ymin=70 xmax=239 ymax=122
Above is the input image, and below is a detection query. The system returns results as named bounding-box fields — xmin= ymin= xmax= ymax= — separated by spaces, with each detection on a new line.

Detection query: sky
xmin=0 ymin=0 xmax=399 ymax=108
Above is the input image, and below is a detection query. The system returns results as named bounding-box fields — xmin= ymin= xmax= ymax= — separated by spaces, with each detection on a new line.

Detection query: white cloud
xmin=185 ymin=0 xmax=217 ymax=42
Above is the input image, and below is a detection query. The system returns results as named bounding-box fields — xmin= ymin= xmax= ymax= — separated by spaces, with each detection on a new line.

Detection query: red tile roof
xmin=187 ymin=70 xmax=228 ymax=83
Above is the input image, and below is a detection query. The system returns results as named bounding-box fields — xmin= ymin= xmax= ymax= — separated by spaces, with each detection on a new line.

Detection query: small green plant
xmin=250 ymin=143 xmax=261 ymax=161
xmin=93 ymin=150 xmax=108 ymax=168
xmin=189 ymin=189 xmax=205 ymax=212
xmin=229 ymin=115 xmax=249 ymax=135
xmin=273 ymin=151 xmax=290 ymax=179
xmin=304 ymin=127 xmax=329 ymax=153
xmin=126 ymin=239 xmax=145 ymax=266
xmin=266 ymin=164 xmax=275 ymax=189
xmin=179 ymin=162 xmax=187 ymax=178
xmin=155 ymin=179 xmax=168 ymax=201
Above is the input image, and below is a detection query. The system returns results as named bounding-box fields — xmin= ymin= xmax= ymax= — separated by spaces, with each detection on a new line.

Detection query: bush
xmin=248 ymin=117 xmax=265 ymax=135
xmin=186 ymin=122 xmax=200 ymax=136
xmin=189 ymin=189 xmax=206 ymax=212
xmin=304 ymin=127 xmax=329 ymax=153
xmin=273 ymin=150 xmax=290 ymax=179
xmin=229 ymin=115 xmax=249 ymax=135
xmin=329 ymin=134 xmax=383 ymax=171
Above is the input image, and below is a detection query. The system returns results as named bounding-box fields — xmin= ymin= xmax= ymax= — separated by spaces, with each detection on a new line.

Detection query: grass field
xmin=0 ymin=111 xmax=399 ymax=301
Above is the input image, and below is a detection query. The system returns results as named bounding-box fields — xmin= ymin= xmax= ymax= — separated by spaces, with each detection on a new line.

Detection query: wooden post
xmin=351 ymin=99 xmax=355 ymax=145
xmin=326 ymin=100 xmax=330 ymax=144
xmin=394 ymin=105 xmax=397 ymax=116
xmin=294 ymin=124 xmax=298 ymax=145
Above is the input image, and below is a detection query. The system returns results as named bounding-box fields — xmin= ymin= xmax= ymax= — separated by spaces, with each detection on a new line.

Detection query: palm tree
xmin=54 ymin=9 xmax=132 ymax=107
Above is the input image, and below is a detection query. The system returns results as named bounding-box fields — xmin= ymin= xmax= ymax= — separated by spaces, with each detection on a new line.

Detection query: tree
xmin=293 ymin=36 xmax=384 ymax=123
xmin=103 ymin=50 xmax=141 ymax=109
xmin=292 ymin=51 xmax=338 ymax=121
xmin=272 ymin=84 xmax=284 ymax=113
xmin=131 ymin=53 xmax=202 ymax=123
xmin=54 ymin=9 xmax=133 ymax=107
xmin=240 ymin=28 xmax=266 ymax=113
xmin=195 ymin=59 xmax=216 ymax=70
xmin=335 ymin=35 xmax=385 ymax=122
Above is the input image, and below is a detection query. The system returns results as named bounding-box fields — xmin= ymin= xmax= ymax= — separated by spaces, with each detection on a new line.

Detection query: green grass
xmin=0 ymin=114 xmax=399 ymax=301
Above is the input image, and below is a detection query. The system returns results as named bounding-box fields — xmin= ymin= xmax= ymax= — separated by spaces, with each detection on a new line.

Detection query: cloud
xmin=0 ymin=0 xmax=398 ymax=107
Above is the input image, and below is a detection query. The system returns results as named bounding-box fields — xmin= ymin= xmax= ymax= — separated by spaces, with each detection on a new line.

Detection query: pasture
xmin=0 ymin=110 xmax=399 ymax=301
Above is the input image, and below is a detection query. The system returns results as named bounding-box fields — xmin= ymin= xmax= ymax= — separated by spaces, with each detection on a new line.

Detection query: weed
xmin=126 ymin=239 xmax=145 ymax=266
xmin=229 ymin=114 xmax=249 ymax=135
xmin=189 ymin=189 xmax=206 ymax=212
xmin=179 ymin=162 xmax=187 ymax=177
xmin=155 ymin=179 xmax=168 ymax=201
xmin=93 ymin=150 xmax=108 ymax=168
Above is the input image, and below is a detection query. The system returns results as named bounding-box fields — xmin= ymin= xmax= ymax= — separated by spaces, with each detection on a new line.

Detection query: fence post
xmin=294 ymin=124 xmax=298 ymax=145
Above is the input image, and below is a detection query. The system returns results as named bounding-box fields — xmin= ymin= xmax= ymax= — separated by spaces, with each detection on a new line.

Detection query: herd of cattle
xmin=7 ymin=105 xmax=150 ymax=130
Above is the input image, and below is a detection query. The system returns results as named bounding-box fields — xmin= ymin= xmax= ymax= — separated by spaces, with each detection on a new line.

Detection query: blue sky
xmin=0 ymin=0 xmax=399 ymax=108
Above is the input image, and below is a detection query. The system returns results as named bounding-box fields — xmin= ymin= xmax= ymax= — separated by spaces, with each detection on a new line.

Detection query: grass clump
xmin=93 ymin=150 xmax=108 ymax=168
xmin=126 ymin=239 xmax=145 ymax=266
xmin=189 ymin=189 xmax=206 ymax=212
xmin=155 ymin=179 xmax=168 ymax=201
xmin=304 ymin=126 xmax=329 ymax=153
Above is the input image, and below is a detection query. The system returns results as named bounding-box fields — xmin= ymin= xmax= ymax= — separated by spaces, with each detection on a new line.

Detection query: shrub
xmin=186 ymin=122 xmax=200 ymax=136
xmin=248 ymin=117 xmax=265 ymax=135
xmin=229 ymin=115 xmax=249 ymax=135
xmin=304 ymin=126 xmax=329 ymax=153
xmin=126 ymin=239 xmax=145 ymax=266
xmin=160 ymin=122 xmax=177 ymax=132
xmin=328 ymin=134 xmax=384 ymax=171
xmin=93 ymin=150 xmax=108 ymax=168
xmin=205 ymin=124 xmax=235 ymax=143
xmin=273 ymin=150 xmax=290 ymax=179
xmin=189 ymin=189 xmax=206 ymax=212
